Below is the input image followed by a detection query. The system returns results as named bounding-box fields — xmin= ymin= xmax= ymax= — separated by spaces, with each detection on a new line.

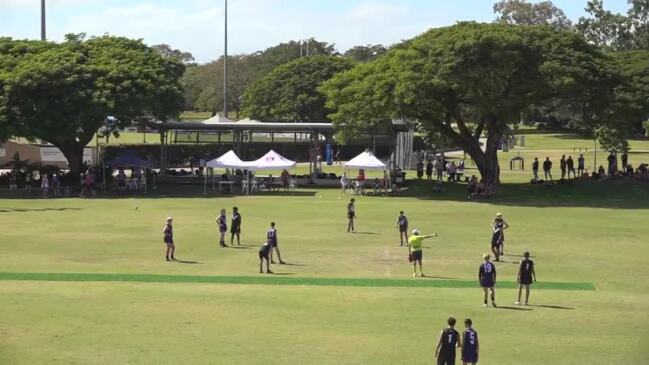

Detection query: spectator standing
xmin=340 ymin=172 xmax=348 ymax=195
xmin=566 ymin=156 xmax=575 ymax=179
xmin=560 ymin=155 xmax=567 ymax=179
xmin=41 ymin=174 xmax=50 ymax=198
xmin=543 ymin=157 xmax=553 ymax=181
xmin=607 ymin=152 xmax=616 ymax=175
xmin=578 ymin=154 xmax=586 ymax=177
xmin=426 ymin=160 xmax=433 ymax=181
xmin=532 ymin=157 xmax=539 ymax=181
xmin=621 ymin=152 xmax=628 ymax=172
xmin=416 ymin=160 xmax=424 ymax=180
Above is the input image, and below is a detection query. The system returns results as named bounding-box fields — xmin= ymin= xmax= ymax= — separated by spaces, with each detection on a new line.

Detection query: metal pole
xmin=223 ymin=0 xmax=228 ymax=117
xmin=41 ymin=0 xmax=46 ymax=41
xmin=594 ymin=138 xmax=597 ymax=173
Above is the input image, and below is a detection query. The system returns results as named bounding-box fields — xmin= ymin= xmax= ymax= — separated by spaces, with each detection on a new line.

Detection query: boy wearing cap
xmin=396 ymin=211 xmax=409 ymax=246
xmin=479 ymin=254 xmax=497 ymax=307
xmin=408 ymin=229 xmax=437 ymax=277
xmin=163 ymin=217 xmax=176 ymax=262
xmin=515 ymin=251 xmax=536 ymax=305
xmin=491 ymin=213 xmax=509 ymax=260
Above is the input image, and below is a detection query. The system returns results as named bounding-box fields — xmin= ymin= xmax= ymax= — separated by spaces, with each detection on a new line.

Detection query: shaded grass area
xmin=0 ymin=272 xmax=595 ymax=290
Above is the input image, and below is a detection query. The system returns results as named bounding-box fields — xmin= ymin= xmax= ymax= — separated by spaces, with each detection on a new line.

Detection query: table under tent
xmin=344 ymin=151 xmax=387 ymax=195
xmin=203 ymin=150 xmax=296 ymax=195
xmin=105 ymin=150 xmax=154 ymax=193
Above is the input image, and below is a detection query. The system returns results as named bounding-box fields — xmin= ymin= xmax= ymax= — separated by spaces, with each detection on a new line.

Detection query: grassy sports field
xmin=1 ymin=134 xmax=649 ymax=364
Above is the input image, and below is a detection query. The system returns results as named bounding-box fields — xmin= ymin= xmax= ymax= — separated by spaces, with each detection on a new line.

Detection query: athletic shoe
xmin=279 ymin=261 xmax=287 ymax=265
xmin=524 ymin=302 xmax=529 ymax=306
xmin=412 ymin=273 xmax=418 ymax=277
xmin=259 ymin=270 xmax=263 ymax=273
xmin=492 ymin=302 xmax=498 ymax=307
xmin=165 ymin=257 xmax=170 ymax=262
xmin=420 ymin=273 xmax=426 ymax=277
xmin=271 ymin=261 xmax=277 ymax=264
xmin=171 ymin=257 xmax=177 ymax=261
xmin=483 ymin=303 xmax=488 ymax=308
xmin=266 ymin=270 xmax=273 ymax=274
xmin=514 ymin=301 xmax=521 ymax=305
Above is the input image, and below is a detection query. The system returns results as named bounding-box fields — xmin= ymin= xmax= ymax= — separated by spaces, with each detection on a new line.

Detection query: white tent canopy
xmin=206 ymin=150 xmax=249 ymax=169
xmin=344 ymin=151 xmax=386 ymax=170
xmin=247 ymin=150 xmax=296 ymax=171
xmin=201 ymin=114 xmax=235 ymax=125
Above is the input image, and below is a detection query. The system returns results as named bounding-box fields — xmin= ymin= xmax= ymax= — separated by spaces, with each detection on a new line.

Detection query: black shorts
xmin=437 ymin=353 xmax=456 ymax=365
xmin=231 ymin=226 xmax=241 ymax=234
xmin=259 ymin=251 xmax=269 ymax=260
xmin=348 ymin=213 xmax=355 ymax=219
xmin=399 ymin=226 xmax=408 ymax=233
xmin=519 ymin=276 xmax=533 ymax=285
xmin=411 ymin=250 xmax=422 ymax=261
xmin=480 ymin=280 xmax=494 ymax=288
xmin=269 ymin=241 xmax=278 ymax=248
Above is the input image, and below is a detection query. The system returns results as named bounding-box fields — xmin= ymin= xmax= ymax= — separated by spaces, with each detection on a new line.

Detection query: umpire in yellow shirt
xmin=408 ymin=229 xmax=437 ymax=277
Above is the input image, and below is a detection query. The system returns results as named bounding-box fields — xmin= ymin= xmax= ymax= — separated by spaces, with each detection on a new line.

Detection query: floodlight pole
xmin=223 ymin=0 xmax=228 ymax=117
xmin=41 ymin=0 xmax=46 ymax=40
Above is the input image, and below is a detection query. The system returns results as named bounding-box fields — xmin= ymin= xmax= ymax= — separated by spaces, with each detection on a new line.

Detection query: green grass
xmin=2 ymin=132 xmax=649 ymax=364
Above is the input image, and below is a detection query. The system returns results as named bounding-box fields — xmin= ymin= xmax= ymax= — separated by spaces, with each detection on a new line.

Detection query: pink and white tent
xmin=247 ymin=150 xmax=296 ymax=171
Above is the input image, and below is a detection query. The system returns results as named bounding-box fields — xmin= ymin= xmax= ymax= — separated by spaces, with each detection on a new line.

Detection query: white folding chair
xmin=289 ymin=179 xmax=297 ymax=191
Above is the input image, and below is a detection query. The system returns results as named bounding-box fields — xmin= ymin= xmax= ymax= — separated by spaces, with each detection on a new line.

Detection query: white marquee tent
xmin=344 ymin=151 xmax=386 ymax=170
xmin=201 ymin=114 xmax=235 ymax=125
xmin=205 ymin=150 xmax=249 ymax=169
xmin=247 ymin=150 xmax=296 ymax=171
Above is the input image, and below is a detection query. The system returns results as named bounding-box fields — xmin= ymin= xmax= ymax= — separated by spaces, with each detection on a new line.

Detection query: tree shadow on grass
xmin=0 ymin=207 xmax=84 ymax=213
xmin=404 ymin=179 xmax=649 ymax=209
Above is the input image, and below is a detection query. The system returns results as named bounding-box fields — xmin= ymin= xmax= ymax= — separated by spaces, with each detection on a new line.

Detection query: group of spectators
xmin=416 ymin=156 xmax=465 ymax=183
xmin=532 ymin=152 xmax=649 ymax=183
xmin=3 ymin=170 xmax=63 ymax=198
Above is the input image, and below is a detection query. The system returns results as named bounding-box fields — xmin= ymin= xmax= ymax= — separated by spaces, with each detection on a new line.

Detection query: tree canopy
xmin=493 ymin=0 xmax=573 ymax=30
xmin=0 ymin=34 xmax=184 ymax=178
xmin=242 ymin=55 xmax=353 ymax=123
xmin=577 ymin=0 xmax=649 ymax=51
xmin=322 ymin=22 xmax=618 ymax=186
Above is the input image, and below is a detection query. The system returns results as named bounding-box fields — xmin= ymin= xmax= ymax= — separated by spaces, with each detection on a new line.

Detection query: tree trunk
xmin=59 ymin=143 xmax=85 ymax=185
xmin=460 ymin=132 xmax=501 ymax=188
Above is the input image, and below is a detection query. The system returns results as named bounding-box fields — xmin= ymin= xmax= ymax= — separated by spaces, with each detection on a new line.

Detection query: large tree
xmin=183 ymin=38 xmax=336 ymax=113
xmin=322 ymin=23 xmax=618 ymax=187
xmin=0 ymin=34 xmax=184 ymax=179
xmin=493 ymin=0 xmax=572 ymax=30
xmin=242 ymin=55 xmax=353 ymax=122
xmin=577 ymin=0 xmax=649 ymax=51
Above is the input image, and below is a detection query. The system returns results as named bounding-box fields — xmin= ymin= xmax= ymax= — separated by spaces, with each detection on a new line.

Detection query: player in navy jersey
xmin=216 ymin=209 xmax=228 ymax=247
xmin=461 ymin=318 xmax=479 ymax=365
xmin=267 ymin=222 xmax=285 ymax=265
xmin=490 ymin=213 xmax=509 ymax=260
xmin=230 ymin=207 xmax=242 ymax=246
xmin=347 ymin=198 xmax=356 ymax=233
xmin=515 ymin=251 xmax=536 ymax=305
xmin=258 ymin=241 xmax=273 ymax=274
xmin=479 ymin=254 xmax=497 ymax=307
xmin=435 ymin=317 xmax=461 ymax=365
xmin=396 ymin=211 xmax=409 ymax=246
xmin=163 ymin=217 xmax=176 ymax=262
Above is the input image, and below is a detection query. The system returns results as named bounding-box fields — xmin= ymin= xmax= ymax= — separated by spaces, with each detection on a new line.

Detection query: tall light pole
xmin=223 ymin=0 xmax=228 ymax=117
xmin=41 ymin=0 xmax=46 ymax=40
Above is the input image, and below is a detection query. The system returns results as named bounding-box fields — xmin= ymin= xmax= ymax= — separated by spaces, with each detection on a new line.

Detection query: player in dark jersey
xmin=230 ymin=207 xmax=242 ymax=246
xmin=490 ymin=213 xmax=509 ymax=260
xmin=267 ymin=222 xmax=285 ymax=265
xmin=479 ymin=254 xmax=497 ymax=307
xmin=396 ymin=211 xmax=409 ymax=246
xmin=515 ymin=251 xmax=536 ymax=305
xmin=163 ymin=217 xmax=176 ymax=262
xmin=435 ymin=317 xmax=461 ymax=365
xmin=216 ymin=209 xmax=228 ymax=247
xmin=461 ymin=318 xmax=479 ymax=365
xmin=258 ymin=241 xmax=273 ymax=274
xmin=347 ymin=198 xmax=356 ymax=233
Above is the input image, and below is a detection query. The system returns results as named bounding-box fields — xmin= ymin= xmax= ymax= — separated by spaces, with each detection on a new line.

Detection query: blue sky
xmin=1 ymin=0 xmax=631 ymax=63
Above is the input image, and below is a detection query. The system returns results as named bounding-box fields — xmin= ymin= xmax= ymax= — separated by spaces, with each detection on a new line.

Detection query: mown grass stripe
xmin=0 ymin=272 xmax=595 ymax=291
